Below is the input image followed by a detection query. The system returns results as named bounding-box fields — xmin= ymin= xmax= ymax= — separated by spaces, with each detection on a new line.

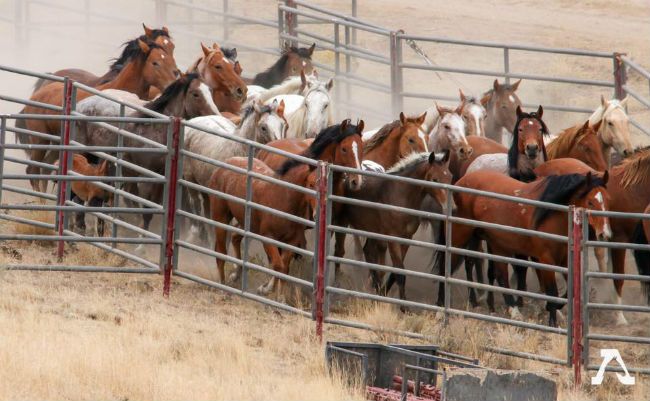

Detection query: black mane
xmin=143 ymin=73 xmax=198 ymax=115
xmin=277 ymin=120 xmax=360 ymax=175
xmin=252 ymin=45 xmax=314 ymax=88
xmin=507 ymin=110 xmax=550 ymax=182
xmin=109 ymin=34 xmax=167 ymax=72
xmin=532 ymin=173 xmax=606 ymax=228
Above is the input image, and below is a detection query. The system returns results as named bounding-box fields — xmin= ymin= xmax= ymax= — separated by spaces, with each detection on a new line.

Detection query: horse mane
xmin=222 ymin=47 xmax=237 ymax=62
xmin=109 ymin=35 xmax=167 ymax=72
xmin=546 ymin=124 xmax=590 ymax=159
xmin=143 ymin=73 xmax=198 ymax=114
xmin=254 ymin=76 xmax=305 ymax=103
xmin=616 ymin=146 xmax=650 ymax=188
xmin=532 ymin=173 xmax=606 ymax=228
xmin=387 ymin=152 xmax=430 ymax=175
xmin=507 ymin=110 xmax=550 ymax=180
xmin=277 ymin=120 xmax=360 ymax=175
xmin=364 ymin=120 xmax=399 ymax=154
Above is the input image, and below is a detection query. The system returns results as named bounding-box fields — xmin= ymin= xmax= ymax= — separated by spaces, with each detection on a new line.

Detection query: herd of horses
xmin=11 ymin=24 xmax=650 ymax=328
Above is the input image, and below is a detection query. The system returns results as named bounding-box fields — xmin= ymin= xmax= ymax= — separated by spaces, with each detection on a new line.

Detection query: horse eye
xmin=408 ymin=138 xmax=415 ymax=144
xmin=444 ymin=124 xmax=450 ymax=129
xmin=260 ymin=126 xmax=267 ymax=132
xmin=608 ymin=121 xmax=613 ymax=126
xmin=192 ymin=92 xmax=200 ymax=98
xmin=152 ymin=61 xmax=160 ymax=67
xmin=214 ymin=64 xmax=223 ymax=70
xmin=323 ymin=104 xmax=328 ymax=110
xmin=341 ymin=148 xmax=347 ymax=153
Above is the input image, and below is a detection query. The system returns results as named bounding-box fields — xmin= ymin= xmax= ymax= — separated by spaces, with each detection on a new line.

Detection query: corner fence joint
xmin=162 ymin=117 xmax=181 ymax=297
xmin=570 ymin=206 xmax=584 ymax=387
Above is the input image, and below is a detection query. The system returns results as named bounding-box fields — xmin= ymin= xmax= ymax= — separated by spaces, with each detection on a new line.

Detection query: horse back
xmin=257 ymin=139 xmax=309 ymax=171
xmin=451 ymin=136 xmax=507 ymax=181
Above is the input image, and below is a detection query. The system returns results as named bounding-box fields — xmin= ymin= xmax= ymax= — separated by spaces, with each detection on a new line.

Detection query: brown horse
xmin=209 ymin=120 xmax=364 ymax=295
xmin=341 ymin=151 xmax=453 ymax=304
xmin=546 ymin=120 xmax=607 ymax=172
xmin=363 ymin=112 xmax=428 ymax=168
xmin=435 ymin=170 xmax=611 ymax=326
xmin=31 ymin=24 xmax=176 ymax=93
xmin=448 ymin=136 xmax=507 ymax=182
xmin=251 ymin=43 xmax=315 ymax=88
xmin=188 ymin=43 xmax=247 ymax=114
xmin=481 ymin=79 xmax=522 ymax=144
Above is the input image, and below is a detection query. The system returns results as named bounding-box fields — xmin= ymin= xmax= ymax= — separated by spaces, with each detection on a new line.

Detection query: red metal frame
xmin=163 ymin=117 xmax=181 ymax=297
xmin=315 ymin=161 xmax=328 ymax=341
xmin=571 ymin=207 xmax=583 ymax=386
xmin=56 ymin=79 xmax=73 ymax=260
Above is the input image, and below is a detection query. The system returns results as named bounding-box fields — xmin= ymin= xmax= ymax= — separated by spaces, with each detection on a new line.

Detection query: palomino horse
xmin=183 ymin=100 xmax=287 ymax=241
xmin=187 ymin=43 xmax=247 ymax=114
xmin=481 ymin=79 xmax=522 ymax=145
xmin=31 ymin=24 xmax=176 ymax=93
xmin=228 ymin=120 xmax=364 ymax=286
xmin=342 ymin=151 xmax=452 ymax=304
xmin=585 ymin=146 xmax=650 ymax=324
xmin=428 ymin=104 xmax=472 ymax=160
xmin=545 ymin=120 xmax=607 ymax=172
xmin=465 ymin=105 xmax=548 ymax=182
xmin=251 ymin=43 xmax=315 ymax=88
xmin=18 ymin=38 xmax=179 ymax=192
xmin=589 ymin=95 xmax=633 ymax=165
xmin=267 ymin=74 xmax=334 ymax=138
xmin=362 ymin=112 xmax=429 ymax=168
xmin=208 ymin=120 xmax=363 ymax=296
xmin=435 ymin=170 xmax=611 ymax=326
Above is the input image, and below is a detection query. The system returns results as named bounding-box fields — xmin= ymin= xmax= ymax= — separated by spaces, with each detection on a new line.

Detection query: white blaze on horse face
xmin=418 ymin=128 xmax=429 ymax=152
xmin=528 ymin=120 xmax=533 ymax=125
xmin=594 ymin=191 xmax=612 ymax=239
xmin=352 ymin=141 xmax=361 ymax=169
xmin=304 ymin=89 xmax=330 ymax=137
xmin=445 ymin=113 xmax=468 ymax=150
xmin=163 ymin=39 xmax=169 ymax=45
xmin=261 ymin=112 xmax=285 ymax=141
xmin=508 ymin=95 xmax=515 ymax=103
xmin=302 ymin=60 xmax=307 ymax=67
xmin=199 ymin=83 xmax=220 ymax=115
xmin=468 ymin=104 xmax=484 ymax=137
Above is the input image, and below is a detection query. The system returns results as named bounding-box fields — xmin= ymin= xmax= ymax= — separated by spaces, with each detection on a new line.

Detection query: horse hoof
xmin=227 ymin=272 xmax=240 ymax=285
xmin=508 ymin=306 xmax=523 ymax=320
xmin=134 ymin=244 xmax=146 ymax=256
xmin=615 ymin=312 xmax=629 ymax=326
xmin=256 ymin=284 xmax=271 ymax=296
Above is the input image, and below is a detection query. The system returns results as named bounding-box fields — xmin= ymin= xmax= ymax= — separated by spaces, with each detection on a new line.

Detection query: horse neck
xmin=382 ymin=164 xmax=429 ymax=208
xmin=610 ymin=162 xmax=650 ymax=210
xmin=429 ymin=123 xmax=447 ymax=152
xmin=98 ymin=58 xmax=150 ymax=99
xmin=288 ymin=106 xmax=307 ymax=138
xmin=277 ymin=165 xmax=312 ymax=210
xmin=237 ymin=112 xmax=259 ymax=140
xmin=364 ymin=129 xmax=400 ymax=167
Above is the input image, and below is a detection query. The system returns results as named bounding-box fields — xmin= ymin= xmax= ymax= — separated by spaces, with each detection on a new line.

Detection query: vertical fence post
xmin=0 ymin=117 xmax=6 ymax=205
xmin=443 ymin=188 xmax=452 ymax=324
xmin=333 ymin=22 xmax=341 ymax=121
xmin=222 ymin=0 xmax=229 ymax=42
xmin=570 ymin=206 xmax=584 ymax=387
xmin=62 ymin=85 xmax=77 ymax=236
xmin=389 ymin=31 xmax=403 ymax=117
xmin=314 ymin=161 xmax=329 ymax=342
xmin=580 ymin=208 xmax=590 ymax=379
xmin=155 ymin=0 xmax=166 ymax=26
xmin=351 ymin=0 xmax=357 ymax=45
xmin=277 ymin=4 xmax=285 ymax=49
xmin=613 ymin=53 xmax=627 ymax=101
xmin=503 ymin=47 xmax=510 ymax=85
xmin=111 ymin=104 xmax=125 ymax=245
xmin=162 ymin=117 xmax=181 ymax=297
xmin=14 ymin=0 xmax=25 ymax=43
xmin=285 ymin=0 xmax=297 ymax=47
xmin=56 ymin=77 xmax=73 ymax=260
xmin=241 ymin=144 xmax=254 ymax=293
xmin=344 ymin=25 xmax=352 ymax=112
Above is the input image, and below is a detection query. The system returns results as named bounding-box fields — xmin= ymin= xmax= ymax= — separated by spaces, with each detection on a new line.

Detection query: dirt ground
xmin=1 ymin=0 xmax=650 ymax=400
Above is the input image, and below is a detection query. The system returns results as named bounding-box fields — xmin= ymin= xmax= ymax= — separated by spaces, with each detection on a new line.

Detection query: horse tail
xmin=14 ymin=117 xmax=27 ymax=146
xmin=632 ymin=222 xmax=650 ymax=306
xmin=353 ymin=235 xmax=364 ymax=261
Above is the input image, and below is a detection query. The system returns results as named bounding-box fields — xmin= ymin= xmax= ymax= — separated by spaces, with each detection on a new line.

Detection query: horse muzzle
xmin=525 ymin=144 xmax=539 ymax=159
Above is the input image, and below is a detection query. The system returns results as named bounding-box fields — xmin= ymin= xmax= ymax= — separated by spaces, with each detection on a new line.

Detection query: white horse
xmin=589 ymin=95 xmax=632 ymax=164
xmin=183 ymin=99 xmax=287 ymax=242
xmin=266 ymin=76 xmax=333 ymax=138
xmin=428 ymin=103 xmax=472 ymax=159
xmin=246 ymin=70 xmax=320 ymax=102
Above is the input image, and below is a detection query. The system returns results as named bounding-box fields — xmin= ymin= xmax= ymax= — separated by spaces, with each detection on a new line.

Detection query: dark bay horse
xmin=465 ymin=105 xmax=548 ymax=182
xmin=209 ymin=120 xmax=364 ymax=296
xmin=342 ymin=151 xmax=453 ymax=304
xmin=481 ymin=79 xmax=522 ymax=144
xmin=434 ymin=170 xmax=611 ymax=326
xmin=32 ymin=24 xmax=176 ymax=93
xmin=546 ymin=120 xmax=607 ymax=172
xmin=251 ymin=43 xmax=315 ymax=88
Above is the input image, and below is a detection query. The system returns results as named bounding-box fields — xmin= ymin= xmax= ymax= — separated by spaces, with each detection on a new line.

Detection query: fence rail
xmin=2 ymin=0 xmax=650 ymax=386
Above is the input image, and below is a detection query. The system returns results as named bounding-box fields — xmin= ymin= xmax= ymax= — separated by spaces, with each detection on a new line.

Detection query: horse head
xmin=483 ymin=79 xmax=522 ymax=132
xmin=332 ymin=119 xmax=365 ymax=190
xmin=138 ymin=38 xmax=180 ymax=92
xmin=142 ymin=23 xmax=175 ymax=56
xmin=251 ymin=98 xmax=287 ymax=143
xmin=283 ymin=42 xmax=315 ymax=77
xmin=459 ymin=89 xmax=487 ymax=137
xmin=198 ymin=42 xmax=247 ymax=103
xmin=580 ymin=171 xmax=612 ymax=241
xmin=397 ymin=111 xmax=429 ymax=159
xmin=301 ymin=73 xmax=334 ymax=138
xmin=431 ymin=103 xmax=472 ymax=160
xmin=573 ymin=120 xmax=608 ymax=172
xmin=425 ymin=150 xmax=455 ymax=213
xmin=514 ymin=105 xmax=547 ymax=160
xmin=595 ymin=95 xmax=633 ymax=158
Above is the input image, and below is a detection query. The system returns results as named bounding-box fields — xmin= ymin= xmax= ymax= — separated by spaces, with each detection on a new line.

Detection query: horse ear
xmin=458 ymin=88 xmax=466 ymax=102
xmin=416 ymin=111 xmax=427 ymax=126
xmin=230 ymin=48 xmax=238 ymax=60
xmin=137 ymin=39 xmax=150 ymax=54
xmin=399 ymin=112 xmax=407 ymax=127
xmin=341 ymin=118 xmax=350 ymax=132
xmin=326 ymin=78 xmax=334 ymax=91
xmin=200 ymin=42 xmax=210 ymax=57
xmin=312 ymin=69 xmax=319 ymax=79
xmin=581 ymin=120 xmax=590 ymax=131
xmin=511 ymin=79 xmax=522 ymax=92
xmin=142 ymin=23 xmax=154 ymax=38
xmin=585 ymin=171 xmax=593 ymax=187
xmin=253 ymin=99 xmax=263 ymax=114
xmin=435 ymin=103 xmax=445 ymax=116
xmin=602 ymin=170 xmax=609 ymax=185
xmin=99 ymin=159 xmax=109 ymax=174
xmin=600 ymin=94 xmax=608 ymax=107
xmin=277 ymin=100 xmax=285 ymax=118
xmin=454 ymin=102 xmax=464 ymax=115
xmin=162 ymin=26 xmax=170 ymax=35
xmin=234 ymin=61 xmax=243 ymax=75
xmin=536 ymin=105 xmax=543 ymax=119
xmin=620 ymin=95 xmax=629 ymax=108
xmin=308 ymin=43 xmax=316 ymax=56
xmin=592 ymin=119 xmax=603 ymax=133
xmin=515 ymin=105 xmax=523 ymax=118
xmin=357 ymin=119 xmax=365 ymax=134
xmin=493 ymin=79 xmax=500 ymax=91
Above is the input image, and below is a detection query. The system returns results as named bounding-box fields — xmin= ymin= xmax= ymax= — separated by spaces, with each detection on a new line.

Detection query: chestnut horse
xmin=362 ymin=112 xmax=429 ymax=168
xmin=31 ymin=24 xmax=176 ymax=93
xmin=251 ymin=43 xmax=315 ymax=88
xmin=342 ymin=151 xmax=453 ymax=303
xmin=209 ymin=120 xmax=364 ymax=297
xmin=481 ymin=79 xmax=522 ymax=145
xmin=546 ymin=120 xmax=607 ymax=172
xmin=448 ymin=136 xmax=506 ymax=182
xmin=434 ymin=170 xmax=611 ymax=326
xmin=188 ymin=43 xmax=247 ymax=114
xmin=465 ymin=106 xmax=548 ymax=182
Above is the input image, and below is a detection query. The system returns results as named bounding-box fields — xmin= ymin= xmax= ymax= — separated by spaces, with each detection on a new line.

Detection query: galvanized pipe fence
xmin=3 ymin=0 xmax=650 ymax=384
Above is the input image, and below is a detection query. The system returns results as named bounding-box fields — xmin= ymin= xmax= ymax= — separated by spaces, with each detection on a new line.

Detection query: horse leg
xmin=610 ymin=248 xmax=628 ymax=325
xmin=436 ymin=225 xmax=473 ymax=308
xmin=227 ymin=233 xmax=244 ymax=284
xmin=465 ymin=236 xmax=481 ymax=307
xmin=88 ymin=197 xmax=103 ymax=237
xmin=594 ymin=247 xmax=607 ymax=273
xmin=363 ymin=239 xmax=383 ymax=294
xmin=385 ymin=241 xmax=408 ymax=312
xmin=27 ymin=148 xmax=47 ymax=193
xmin=257 ymin=244 xmax=283 ymax=296
xmin=513 ymin=255 xmax=528 ymax=307
xmin=333 ymin=230 xmax=346 ymax=286
xmin=486 ymin=259 xmax=496 ymax=312
xmin=185 ymin=185 xmax=203 ymax=242
xmin=72 ymin=194 xmax=86 ymax=233
xmin=492 ymin=260 xmax=521 ymax=320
